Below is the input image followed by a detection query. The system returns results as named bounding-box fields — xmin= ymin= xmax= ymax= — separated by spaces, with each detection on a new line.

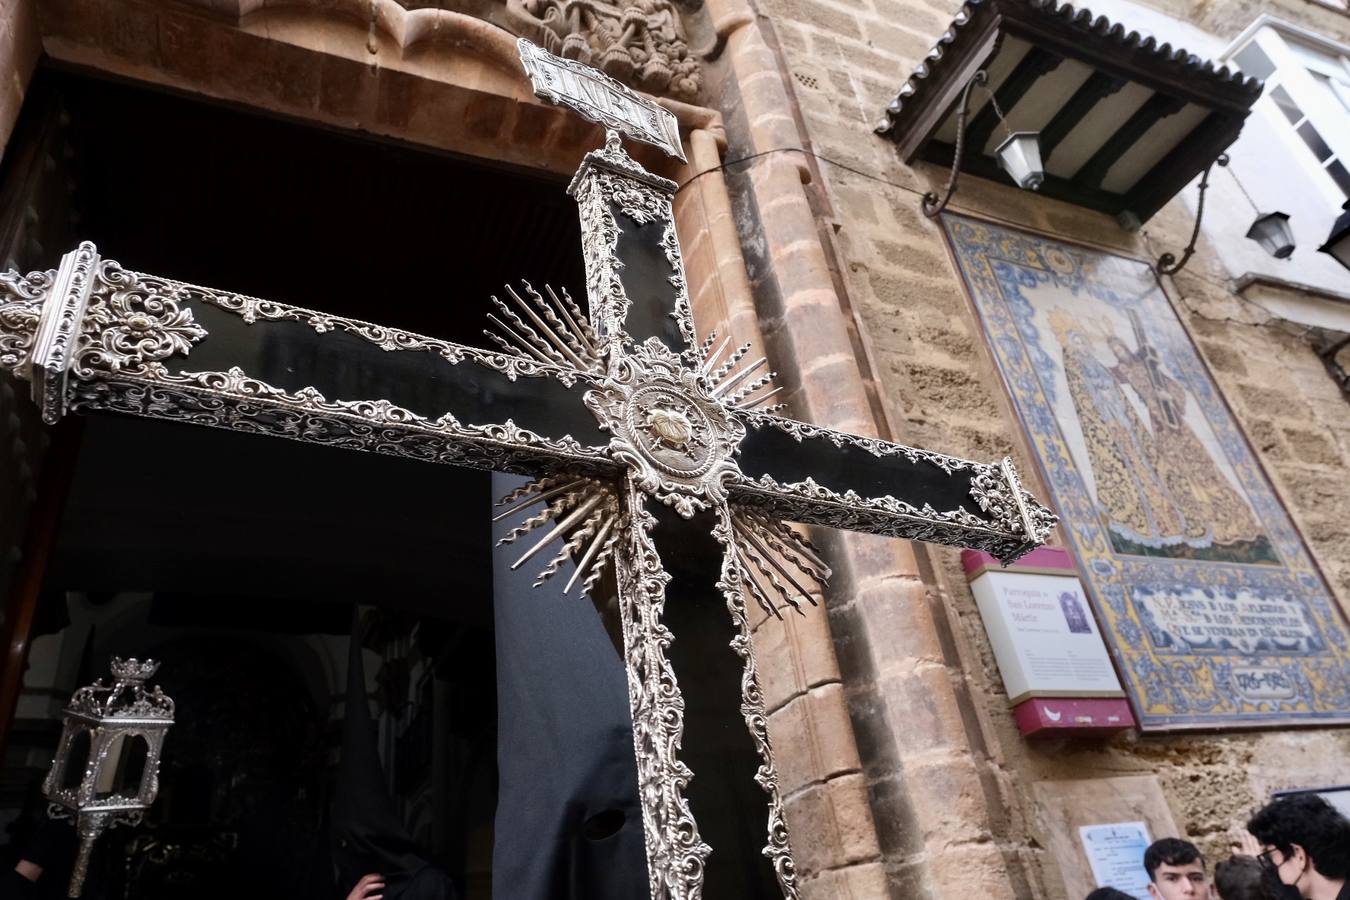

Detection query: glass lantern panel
xmin=94 ymin=733 xmax=150 ymax=800
xmin=62 ymin=730 xmax=92 ymax=791
xmin=1325 ymin=159 xmax=1350 ymax=197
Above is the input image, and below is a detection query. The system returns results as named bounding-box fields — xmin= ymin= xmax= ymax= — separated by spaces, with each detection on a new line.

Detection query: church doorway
xmin=0 ymin=64 xmax=587 ymax=899
xmin=1 ymin=59 xmax=790 ymax=900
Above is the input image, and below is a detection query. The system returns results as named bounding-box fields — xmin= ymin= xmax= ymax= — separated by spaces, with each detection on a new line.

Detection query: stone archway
xmin=27 ymin=0 xmax=717 ymax=176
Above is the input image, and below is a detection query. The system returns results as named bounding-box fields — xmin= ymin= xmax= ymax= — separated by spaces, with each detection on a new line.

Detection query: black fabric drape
xmin=331 ymin=615 xmax=457 ymax=900
xmin=490 ymin=473 xmax=650 ymax=899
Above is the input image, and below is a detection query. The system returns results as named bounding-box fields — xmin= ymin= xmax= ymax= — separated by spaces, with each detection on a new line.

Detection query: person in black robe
xmin=330 ymin=616 xmax=457 ymax=900
xmin=490 ymin=472 xmax=650 ymax=899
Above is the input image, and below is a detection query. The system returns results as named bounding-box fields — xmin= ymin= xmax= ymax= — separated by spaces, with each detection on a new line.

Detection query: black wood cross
xmin=0 ymin=44 xmax=1055 ymax=900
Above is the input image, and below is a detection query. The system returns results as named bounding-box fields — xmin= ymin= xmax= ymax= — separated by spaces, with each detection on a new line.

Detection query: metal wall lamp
xmin=1158 ymin=155 xmax=1296 ymax=275
xmin=922 ymin=70 xmax=1045 ymax=218
xmin=1318 ymin=199 xmax=1350 ymax=271
xmin=1247 ymin=212 xmax=1296 ymax=260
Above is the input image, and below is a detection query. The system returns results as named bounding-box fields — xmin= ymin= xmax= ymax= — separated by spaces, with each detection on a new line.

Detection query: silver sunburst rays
xmin=484 ymin=281 xmax=603 ymax=372
xmin=481 ymin=278 xmax=783 ymax=413
xmin=495 ymin=477 xmax=830 ymax=618
xmin=728 ymin=509 xmax=830 ymax=618
xmin=487 ymin=285 xmax=828 ymax=616
xmin=495 ymin=474 xmax=621 ymax=595
xmin=695 ymin=333 xmax=785 ymax=414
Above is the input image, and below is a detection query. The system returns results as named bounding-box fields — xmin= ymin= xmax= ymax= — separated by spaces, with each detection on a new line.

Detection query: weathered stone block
xmin=878 ymin=663 xmax=970 ymax=757
xmin=859 ymin=19 xmax=933 ymax=64
xmin=1282 ymin=427 xmax=1342 ymax=466
xmin=847 ymin=575 xmax=945 ymax=664
xmin=778 ymin=0 xmax=863 ymax=42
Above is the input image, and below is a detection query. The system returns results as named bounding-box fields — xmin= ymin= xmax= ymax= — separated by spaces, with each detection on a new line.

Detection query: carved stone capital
xmin=516 ymin=0 xmax=702 ymax=101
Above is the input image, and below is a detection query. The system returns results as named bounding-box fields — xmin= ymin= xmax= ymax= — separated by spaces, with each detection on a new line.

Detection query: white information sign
xmin=1079 ymin=821 xmax=1153 ymax=900
xmin=969 ymin=569 xmax=1123 ymax=702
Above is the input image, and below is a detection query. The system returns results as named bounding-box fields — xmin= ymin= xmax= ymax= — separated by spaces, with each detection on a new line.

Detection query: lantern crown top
xmin=109 ymin=656 xmax=159 ymax=683
xmin=67 ymin=657 xmax=174 ymax=722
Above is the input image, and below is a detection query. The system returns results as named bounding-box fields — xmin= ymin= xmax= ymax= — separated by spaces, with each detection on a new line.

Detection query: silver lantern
xmin=42 ymin=657 xmax=174 ymax=897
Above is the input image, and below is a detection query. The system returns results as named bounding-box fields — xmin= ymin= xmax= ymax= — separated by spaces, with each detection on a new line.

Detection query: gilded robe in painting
xmin=944 ymin=214 xmax=1350 ymax=729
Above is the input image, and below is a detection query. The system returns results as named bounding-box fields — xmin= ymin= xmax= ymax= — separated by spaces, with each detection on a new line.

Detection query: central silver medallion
xmin=585 ymin=337 xmax=745 ymax=518
xmin=630 ymin=384 xmax=713 ymax=476
xmin=646 ymin=405 xmax=692 ymax=446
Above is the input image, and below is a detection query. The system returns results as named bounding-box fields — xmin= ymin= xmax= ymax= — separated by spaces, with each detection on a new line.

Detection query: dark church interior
xmin=0 ymin=65 xmax=586 ymax=899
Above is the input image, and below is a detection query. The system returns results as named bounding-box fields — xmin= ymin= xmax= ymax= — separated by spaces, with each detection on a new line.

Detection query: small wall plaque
xmin=1080 ymin=821 xmax=1152 ymax=900
xmin=963 ymin=547 xmax=1134 ymax=737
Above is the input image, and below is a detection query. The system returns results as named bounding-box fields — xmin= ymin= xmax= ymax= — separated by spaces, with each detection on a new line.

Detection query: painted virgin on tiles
xmin=1049 ymin=298 xmax=1272 ymax=564
xmin=942 ymin=214 xmax=1350 ymax=729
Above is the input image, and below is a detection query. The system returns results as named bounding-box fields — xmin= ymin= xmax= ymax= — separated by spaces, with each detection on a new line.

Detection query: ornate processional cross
xmin=0 ymin=42 xmax=1056 ymax=900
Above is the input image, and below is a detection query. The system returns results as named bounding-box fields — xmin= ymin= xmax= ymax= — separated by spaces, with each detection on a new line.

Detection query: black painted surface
xmin=737 ymin=419 xmax=987 ymax=518
xmin=180 ymin=299 xmax=611 ymax=450
xmin=612 ymin=203 xmax=689 ymax=354
xmin=651 ymin=503 xmax=782 ymax=900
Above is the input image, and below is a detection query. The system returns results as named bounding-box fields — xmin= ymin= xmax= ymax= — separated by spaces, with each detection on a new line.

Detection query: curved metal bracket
xmin=922 ymin=70 xmax=989 ymax=219
xmin=1317 ymin=334 xmax=1350 ymax=397
xmin=1157 ymin=154 xmax=1229 ymax=275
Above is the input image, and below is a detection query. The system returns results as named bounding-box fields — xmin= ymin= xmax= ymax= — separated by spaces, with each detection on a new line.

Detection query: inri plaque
xmin=517 ymin=38 xmax=686 ymax=162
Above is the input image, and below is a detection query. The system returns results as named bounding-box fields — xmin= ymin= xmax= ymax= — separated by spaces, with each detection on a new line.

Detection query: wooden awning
xmin=876 ymin=0 xmax=1263 ymax=226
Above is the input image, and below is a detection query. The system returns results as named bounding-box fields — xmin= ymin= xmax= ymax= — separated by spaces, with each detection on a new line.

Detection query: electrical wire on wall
xmin=679 ymin=145 xmax=1341 ymax=344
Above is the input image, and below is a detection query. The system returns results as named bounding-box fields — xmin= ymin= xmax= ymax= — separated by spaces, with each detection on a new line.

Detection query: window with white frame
xmin=1233 ymin=26 xmax=1350 ymax=199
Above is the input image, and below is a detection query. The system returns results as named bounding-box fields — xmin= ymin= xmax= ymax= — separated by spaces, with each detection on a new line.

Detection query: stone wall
xmin=0 ymin=0 xmax=39 ymax=159
xmin=742 ymin=0 xmax=1350 ymax=896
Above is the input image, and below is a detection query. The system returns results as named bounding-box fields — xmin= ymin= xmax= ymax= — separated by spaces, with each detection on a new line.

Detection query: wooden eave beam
xmin=890 ymin=12 xmax=1004 ymax=161
xmin=1120 ymin=110 xmax=1246 ymax=224
xmin=882 ymin=0 xmax=1257 ymax=222
xmin=994 ymin=0 xmax=1258 ymax=115
xmin=1039 ymin=70 xmax=1127 ymax=162
xmin=964 ymin=46 xmax=1063 ymax=156
xmin=887 ymin=8 xmax=1254 ymax=160
xmin=1071 ymin=90 xmax=1186 ymax=190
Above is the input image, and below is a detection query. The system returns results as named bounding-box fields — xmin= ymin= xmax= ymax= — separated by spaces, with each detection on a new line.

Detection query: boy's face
xmin=1147 ymin=860 xmax=1209 ymax=900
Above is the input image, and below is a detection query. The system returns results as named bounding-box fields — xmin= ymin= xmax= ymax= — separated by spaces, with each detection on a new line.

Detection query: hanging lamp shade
xmin=995 ymin=132 xmax=1045 ymax=191
xmin=1246 ymin=211 xmax=1296 ymax=259
xmin=1318 ymin=201 xmax=1350 ymax=271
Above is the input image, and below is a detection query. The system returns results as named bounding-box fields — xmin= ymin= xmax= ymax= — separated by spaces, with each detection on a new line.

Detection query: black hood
xmin=330 ymin=613 xmax=430 ymax=898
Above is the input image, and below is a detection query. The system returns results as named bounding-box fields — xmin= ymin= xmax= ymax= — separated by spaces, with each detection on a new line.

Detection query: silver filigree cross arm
xmin=0 ymin=129 xmax=1055 ymax=900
